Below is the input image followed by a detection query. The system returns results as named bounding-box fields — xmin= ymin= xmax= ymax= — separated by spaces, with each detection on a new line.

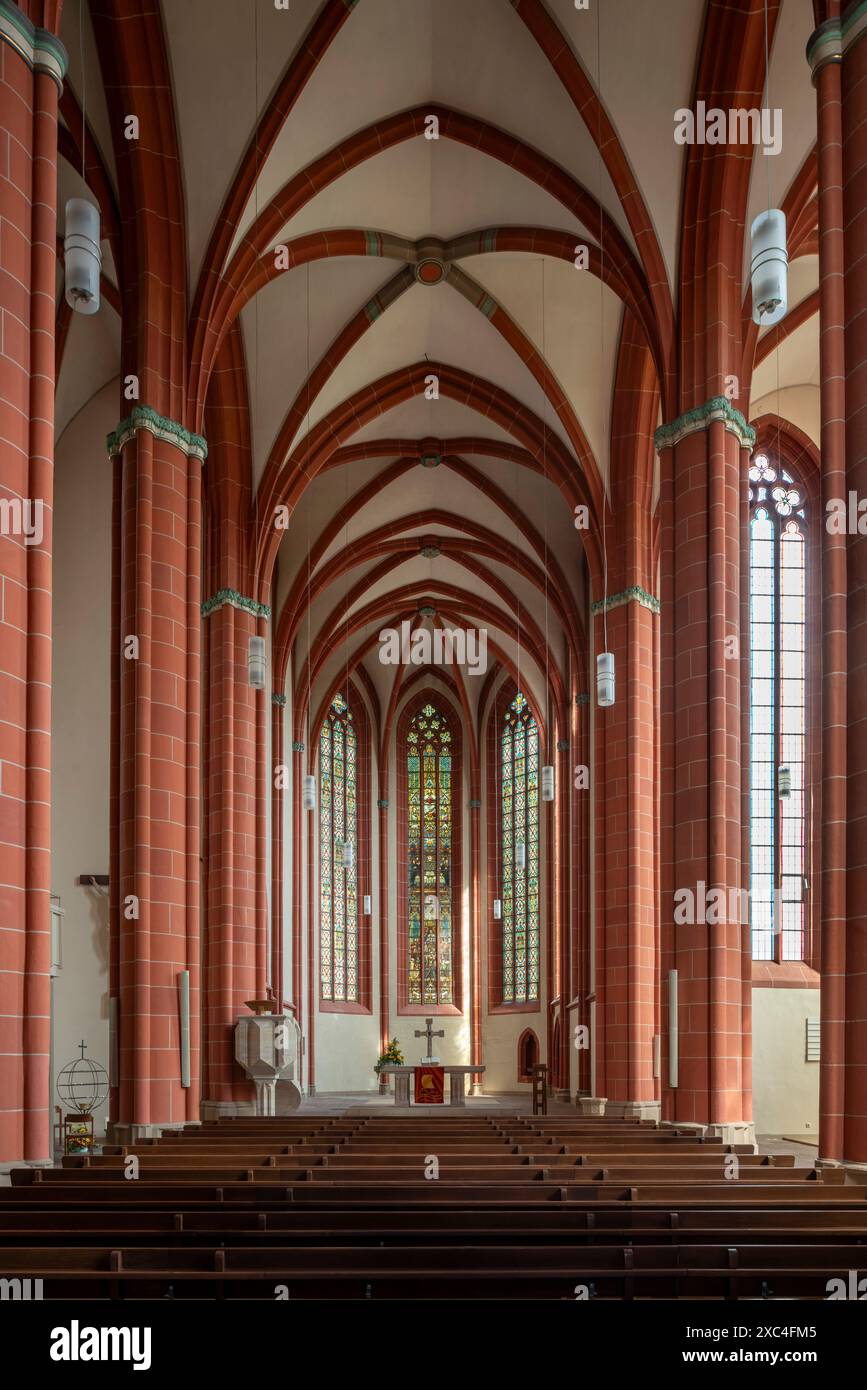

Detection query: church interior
xmin=2 ymin=0 xmax=867 ymax=1311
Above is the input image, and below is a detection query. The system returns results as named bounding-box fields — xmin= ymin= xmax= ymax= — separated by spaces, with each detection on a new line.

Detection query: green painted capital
xmin=272 ymin=693 xmax=287 ymax=707
xmin=201 ymin=589 xmax=271 ymax=621
xmin=107 ymin=406 xmax=208 ymax=462
xmin=807 ymin=17 xmax=843 ymax=75
xmin=654 ymin=397 xmax=755 ymax=453
xmin=292 ymin=740 xmax=305 ymax=753
xmin=575 ymin=693 xmax=590 ymax=707
xmin=810 ymin=3 xmax=867 ymax=77
xmin=0 ymin=0 xmax=67 ymax=88
xmin=591 ymin=586 xmax=660 ymax=617
xmin=800 ymin=4 xmax=867 ymax=76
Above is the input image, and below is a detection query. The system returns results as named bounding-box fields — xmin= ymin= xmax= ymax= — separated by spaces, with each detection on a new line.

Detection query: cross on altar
xmin=414 ymin=1017 xmax=445 ymax=1063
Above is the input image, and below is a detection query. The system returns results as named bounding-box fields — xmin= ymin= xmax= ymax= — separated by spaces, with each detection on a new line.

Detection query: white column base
xmin=107 ymin=1120 xmax=188 ymax=1142
xmin=705 ymin=1121 xmax=756 ymax=1149
xmin=659 ymin=1119 xmax=756 ymax=1149
xmin=577 ymin=1095 xmax=607 ymax=1116
xmin=199 ymin=1100 xmax=258 ymax=1122
xmin=606 ymin=1100 xmax=661 ymax=1122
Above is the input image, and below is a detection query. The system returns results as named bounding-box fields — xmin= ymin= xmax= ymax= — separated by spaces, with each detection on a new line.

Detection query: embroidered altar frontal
xmin=414 ymin=1066 xmax=445 ymax=1104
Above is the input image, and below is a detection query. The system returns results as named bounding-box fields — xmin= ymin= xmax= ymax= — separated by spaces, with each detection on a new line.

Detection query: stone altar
xmin=379 ymin=1065 xmax=485 ymax=1107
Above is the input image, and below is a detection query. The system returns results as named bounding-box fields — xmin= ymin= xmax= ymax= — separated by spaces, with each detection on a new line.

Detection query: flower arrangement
xmin=374 ymin=1037 xmax=404 ymax=1075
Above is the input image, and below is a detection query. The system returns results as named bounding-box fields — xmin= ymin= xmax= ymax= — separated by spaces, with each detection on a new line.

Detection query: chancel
xmin=4 ymin=0 xmax=867 ymax=1312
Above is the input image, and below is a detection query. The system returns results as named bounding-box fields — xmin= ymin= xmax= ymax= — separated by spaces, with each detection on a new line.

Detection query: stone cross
xmin=414 ymin=1017 xmax=445 ymax=1063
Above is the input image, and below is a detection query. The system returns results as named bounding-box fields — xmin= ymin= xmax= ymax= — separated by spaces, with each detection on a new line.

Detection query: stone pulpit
xmin=234 ymin=1012 xmax=302 ymax=1115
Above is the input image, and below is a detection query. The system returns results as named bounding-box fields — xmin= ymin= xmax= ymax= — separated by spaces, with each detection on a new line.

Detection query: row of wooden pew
xmin=2 ymin=1113 xmax=865 ymax=1298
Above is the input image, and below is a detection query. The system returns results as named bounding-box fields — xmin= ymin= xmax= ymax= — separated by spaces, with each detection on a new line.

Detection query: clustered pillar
xmin=108 ymin=412 xmax=204 ymax=1136
xmin=0 ymin=5 xmax=65 ymax=1162
xmin=808 ymin=2 xmax=867 ymax=1167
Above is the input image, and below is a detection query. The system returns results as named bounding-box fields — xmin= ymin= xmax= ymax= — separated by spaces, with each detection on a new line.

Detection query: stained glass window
xmin=320 ymin=694 xmax=359 ymax=1001
xmin=748 ymin=454 xmax=807 ymax=962
xmin=501 ymin=693 xmax=540 ymax=1003
xmin=406 ymin=701 xmax=454 ymax=1005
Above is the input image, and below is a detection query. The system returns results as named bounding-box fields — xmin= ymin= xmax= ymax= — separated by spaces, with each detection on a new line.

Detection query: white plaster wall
xmin=752 ymin=986 xmax=820 ymax=1138
xmin=50 ymin=381 xmax=116 ymax=1136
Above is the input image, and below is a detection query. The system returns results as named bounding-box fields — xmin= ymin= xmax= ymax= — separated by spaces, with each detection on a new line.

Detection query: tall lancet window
xmin=501 ymin=693 xmax=540 ymax=1003
xmin=319 ymin=694 xmax=358 ymax=1002
xmin=406 ymin=701 xmax=454 ymax=1005
xmin=748 ymin=454 xmax=807 ymax=962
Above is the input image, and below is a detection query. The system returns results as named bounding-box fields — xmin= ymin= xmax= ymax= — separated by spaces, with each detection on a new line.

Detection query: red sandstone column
xmin=110 ymin=417 xmax=205 ymax=1132
xmin=270 ymin=693 xmax=286 ymax=1003
xmin=468 ymin=794 xmax=482 ymax=1091
xmin=201 ymin=589 xmax=263 ymax=1110
xmin=291 ymin=739 xmax=306 ymax=1057
xmin=656 ymin=407 xmax=751 ymax=1141
xmin=808 ymin=11 xmax=848 ymax=1165
xmin=377 ymin=783 xmax=389 ymax=1089
xmin=555 ymin=732 xmax=571 ymax=1097
xmin=305 ymin=766 xmax=316 ymax=1093
xmin=839 ymin=3 xmax=867 ymax=1164
xmin=573 ymin=692 xmax=591 ymax=1096
xmin=593 ymin=590 xmax=658 ymax=1117
xmin=0 ymin=12 xmax=65 ymax=1162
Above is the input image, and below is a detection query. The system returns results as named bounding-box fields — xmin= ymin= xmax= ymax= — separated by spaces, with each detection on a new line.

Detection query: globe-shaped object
xmin=56 ymin=1045 xmax=109 ymax=1115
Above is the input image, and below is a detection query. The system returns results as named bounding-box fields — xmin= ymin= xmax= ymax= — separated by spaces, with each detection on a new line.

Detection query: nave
xmin=3 ymin=1110 xmax=866 ymax=1300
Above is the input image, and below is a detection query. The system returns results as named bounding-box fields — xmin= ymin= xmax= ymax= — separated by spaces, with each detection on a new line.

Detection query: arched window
xmin=500 ymin=692 xmax=540 ymax=1003
xmin=748 ymin=453 xmax=807 ymax=962
xmin=319 ymin=693 xmax=360 ymax=1003
xmin=400 ymin=697 xmax=461 ymax=1009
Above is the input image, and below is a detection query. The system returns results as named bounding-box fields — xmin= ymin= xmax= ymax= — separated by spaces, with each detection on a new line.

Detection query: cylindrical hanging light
xmin=750 ymin=209 xmax=788 ymax=327
xmin=516 ymin=840 xmax=526 ymax=871
xmin=64 ymin=198 xmax=102 ymax=314
xmin=778 ymin=765 xmax=792 ymax=800
xmin=541 ymin=764 xmax=555 ymax=802
xmin=248 ymin=635 xmax=266 ymax=689
xmin=302 ymin=775 xmax=315 ymax=811
xmin=341 ymin=839 xmax=354 ymax=870
xmin=493 ymin=899 xmax=502 ymax=921
xmin=363 ymin=894 xmax=372 ymax=916
xmin=597 ymin=651 xmax=615 ymax=707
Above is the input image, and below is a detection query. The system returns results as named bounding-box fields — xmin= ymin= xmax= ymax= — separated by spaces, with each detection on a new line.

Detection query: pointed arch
xmin=517 ymin=1027 xmax=540 ymax=1084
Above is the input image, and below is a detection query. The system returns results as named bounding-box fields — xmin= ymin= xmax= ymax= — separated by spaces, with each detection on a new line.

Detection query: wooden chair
xmin=532 ymin=1063 xmax=548 ymax=1116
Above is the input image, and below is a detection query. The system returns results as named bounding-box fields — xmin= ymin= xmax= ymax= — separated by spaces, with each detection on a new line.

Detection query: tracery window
xmin=748 ymin=454 xmax=807 ymax=962
xmin=500 ymin=693 xmax=540 ymax=1003
xmin=319 ymin=694 xmax=359 ymax=1001
xmin=406 ymin=701 xmax=454 ymax=1005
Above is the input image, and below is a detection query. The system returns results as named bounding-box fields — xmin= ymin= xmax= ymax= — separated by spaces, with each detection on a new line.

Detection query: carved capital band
xmin=0 ymin=0 xmax=67 ymax=88
xmin=201 ymin=590 xmax=271 ymax=621
xmin=107 ymin=405 xmax=208 ymax=462
xmin=592 ymin=586 xmax=660 ymax=617
xmin=654 ymin=396 xmax=755 ymax=453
